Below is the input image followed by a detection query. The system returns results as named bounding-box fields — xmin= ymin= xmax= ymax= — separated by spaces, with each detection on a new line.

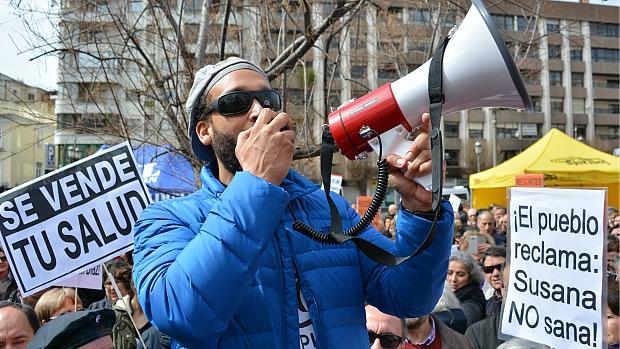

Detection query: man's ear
xmin=196 ymin=120 xmax=212 ymax=146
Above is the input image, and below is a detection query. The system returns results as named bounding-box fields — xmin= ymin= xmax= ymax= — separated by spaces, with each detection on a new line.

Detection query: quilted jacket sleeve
xmin=132 ymin=172 xmax=289 ymax=348
xmin=358 ymin=200 xmax=454 ymax=317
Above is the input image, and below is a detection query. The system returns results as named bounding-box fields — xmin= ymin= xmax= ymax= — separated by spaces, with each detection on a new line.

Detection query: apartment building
xmin=0 ymin=73 xmax=56 ymax=187
xmin=55 ymin=0 xmax=618 ymax=192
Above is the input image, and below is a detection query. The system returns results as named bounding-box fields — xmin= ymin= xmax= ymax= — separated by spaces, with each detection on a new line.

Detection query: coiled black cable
xmin=292 ymin=128 xmax=388 ymax=244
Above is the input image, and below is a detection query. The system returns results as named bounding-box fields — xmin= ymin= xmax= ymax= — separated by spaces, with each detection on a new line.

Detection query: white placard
xmin=502 ymin=187 xmax=605 ymax=349
xmin=322 ymin=174 xmax=343 ymax=194
xmin=55 ymin=264 xmax=103 ymax=290
xmin=448 ymin=194 xmax=461 ymax=213
xmin=0 ymin=142 xmax=150 ymax=296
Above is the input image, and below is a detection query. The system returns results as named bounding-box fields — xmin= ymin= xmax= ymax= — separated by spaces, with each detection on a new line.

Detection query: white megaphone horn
xmin=328 ymin=0 xmax=533 ymax=189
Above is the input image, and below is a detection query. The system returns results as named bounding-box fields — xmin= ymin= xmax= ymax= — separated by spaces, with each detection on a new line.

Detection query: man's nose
xmin=248 ymin=98 xmax=263 ymax=123
xmin=371 ymin=338 xmax=381 ymax=349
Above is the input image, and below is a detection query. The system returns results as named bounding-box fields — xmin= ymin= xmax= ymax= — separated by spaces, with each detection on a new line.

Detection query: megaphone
xmin=328 ymin=0 xmax=533 ymax=189
xmin=293 ymin=0 xmax=533 ymax=266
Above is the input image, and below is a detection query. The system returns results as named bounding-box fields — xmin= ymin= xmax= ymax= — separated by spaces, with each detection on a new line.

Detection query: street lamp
xmin=474 ymin=141 xmax=482 ymax=173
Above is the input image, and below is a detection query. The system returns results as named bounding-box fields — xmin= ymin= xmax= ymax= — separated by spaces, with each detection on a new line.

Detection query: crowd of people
xmin=374 ymin=202 xmax=620 ymax=349
xmin=0 ymin=55 xmax=617 ymax=349
xmin=0 ymin=250 xmax=169 ymax=349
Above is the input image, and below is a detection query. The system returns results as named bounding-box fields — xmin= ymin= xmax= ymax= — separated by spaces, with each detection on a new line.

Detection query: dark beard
xmin=211 ymin=129 xmax=243 ymax=174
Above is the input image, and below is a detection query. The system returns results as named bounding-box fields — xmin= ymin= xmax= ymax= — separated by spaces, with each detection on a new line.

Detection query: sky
xmin=0 ymin=0 xmax=58 ymax=90
xmin=0 ymin=0 xmax=618 ymax=92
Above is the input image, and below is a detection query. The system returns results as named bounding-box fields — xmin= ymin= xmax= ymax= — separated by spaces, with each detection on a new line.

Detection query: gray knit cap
xmin=186 ymin=57 xmax=269 ymax=161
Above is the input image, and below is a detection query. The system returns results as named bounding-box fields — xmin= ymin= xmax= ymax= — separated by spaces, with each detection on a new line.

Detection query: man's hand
xmin=385 ymin=113 xmax=444 ymax=212
xmin=236 ymin=109 xmax=295 ymax=185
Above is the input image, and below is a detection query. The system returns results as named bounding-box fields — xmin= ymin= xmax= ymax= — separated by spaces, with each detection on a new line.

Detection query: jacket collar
xmin=200 ymin=166 xmax=319 ymax=200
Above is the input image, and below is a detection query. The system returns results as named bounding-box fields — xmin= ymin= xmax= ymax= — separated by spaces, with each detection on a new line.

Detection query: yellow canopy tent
xmin=470 ymin=128 xmax=620 ymax=209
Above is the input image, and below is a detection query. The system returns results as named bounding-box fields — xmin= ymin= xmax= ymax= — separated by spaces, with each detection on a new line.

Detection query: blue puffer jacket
xmin=133 ymin=167 xmax=453 ymax=349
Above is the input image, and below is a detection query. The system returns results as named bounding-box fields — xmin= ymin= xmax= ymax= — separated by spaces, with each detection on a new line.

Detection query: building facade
xmin=0 ymin=73 xmax=56 ymax=188
xmin=54 ymin=0 xmax=618 ymax=196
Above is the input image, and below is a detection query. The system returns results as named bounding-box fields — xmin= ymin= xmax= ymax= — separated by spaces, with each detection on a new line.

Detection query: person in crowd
xmin=476 ymin=210 xmax=495 ymax=238
xmin=454 ymin=212 xmax=464 ymax=235
xmin=447 ymin=252 xmax=486 ymax=328
xmin=608 ymin=240 xmax=619 ymax=281
xmin=113 ymin=280 xmax=170 ymax=349
xmin=405 ymin=313 xmax=474 ymax=349
xmin=0 ymin=248 xmax=17 ymax=301
xmin=432 ymin=281 xmax=469 ymax=334
xmin=34 ymin=288 xmax=83 ymax=325
xmin=383 ymin=204 xmax=399 ymax=239
xmin=132 ymin=57 xmax=453 ymax=348
xmin=27 ymin=308 xmax=115 ymax=349
xmin=611 ymin=225 xmax=620 ymax=238
xmin=366 ymin=304 xmax=406 ymax=349
xmin=481 ymin=247 xmax=506 ymax=318
xmin=7 ymin=288 xmax=49 ymax=310
xmin=466 ymin=208 xmax=478 ymax=230
xmin=464 ymin=263 xmax=510 ymax=349
xmin=613 ymin=254 xmax=620 ymax=282
xmin=89 ymin=260 xmax=132 ymax=310
xmin=459 ymin=229 xmax=495 ymax=262
xmin=458 ymin=200 xmax=470 ymax=226
xmin=608 ymin=207 xmax=618 ymax=232
xmin=0 ymin=301 xmax=39 ymax=349
xmin=492 ymin=206 xmax=506 ymax=227
xmin=607 ymin=282 xmax=619 ymax=349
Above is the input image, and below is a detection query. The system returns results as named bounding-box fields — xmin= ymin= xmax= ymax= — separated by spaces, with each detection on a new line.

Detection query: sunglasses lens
xmin=219 ymin=92 xmax=253 ymax=115
xmin=380 ymin=335 xmax=402 ymax=349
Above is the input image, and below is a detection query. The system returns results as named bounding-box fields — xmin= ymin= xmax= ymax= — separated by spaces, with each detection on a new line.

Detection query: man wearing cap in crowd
xmin=27 ymin=308 xmax=115 ymax=349
xmin=132 ymin=57 xmax=454 ymax=348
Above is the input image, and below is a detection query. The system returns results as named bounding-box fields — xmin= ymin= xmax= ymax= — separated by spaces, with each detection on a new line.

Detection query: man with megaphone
xmin=131 ymin=56 xmax=454 ymax=349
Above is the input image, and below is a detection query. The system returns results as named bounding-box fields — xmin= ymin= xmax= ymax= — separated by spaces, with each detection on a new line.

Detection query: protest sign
xmin=356 ymin=196 xmax=381 ymax=231
xmin=502 ymin=187 xmax=605 ymax=349
xmin=0 ymin=142 xmax=150 ymax=297
xmin=55 ymin=264 xmax=102 ymax=290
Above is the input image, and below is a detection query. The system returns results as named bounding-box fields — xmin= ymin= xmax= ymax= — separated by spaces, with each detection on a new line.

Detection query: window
xmin=129 ymin=0 xmax=144 ymax=12
xmin=595 ymin=125 xmax=619 ymax=139
xmin=574 ymin=125 xmax=586 ymax=139
xmin=592 ymin=48 xmax=619 ymax=63
xmin=521 ymin=70 xmax=539 ymax=85
xmin=496 ymin=123 xmax=518 ymax=139
xmin=551 ymin=123 xmax=566 ymax=132
xmin=517 ymin=16 xmax=531 ymax=32
xmin=27 ymin=93 xmax=35 ymax=101
xmin=386 ymin=7 xmax=403 ymax=23
xmin=407 ymin=9 xmax=430 ymax=25
xmin=549 ymin=71 xmax=562 ymax=86
xmin=444 ymin=150 xmax=459 ymax=166
xmin=378 ymin=68 xmax=397 ymax=80
xmin=521 ymin=123 xmax=540 ymax=138
xmin=546 ymin=19 xmax=560 ymax=34
xmin=593 ymin=74 xmax=620 ymax=88
xmin=491 ymin=14 xmax=513 ymax=31
xmin=570 ymin=48 xmax=582 ymax=61
xmin=590 ymin=22 xmax=619 ymax=37
xmin=572 ymin=72 xmax=584 ymax=88
xmin=531 ymin=96 xmax=542 ymax=112
xmin=594 ymin=100 xmax=620 ymax=114
xmin=469 ymin=122 xmax=483 ymax=139
xmin=550 ymin=97 xmax=564 ymax=112
xmin=351 ymin=65 xmax=365 ymax=79
xmin=35 ymin=162 xmax=42 ymax=178
xmin=548 ymin=44 xmax=561 ymax=59
xmin=572 ymin=98 xmax=586 ymax=114
xmin=444 ymin=122 xmax=459 ymax=138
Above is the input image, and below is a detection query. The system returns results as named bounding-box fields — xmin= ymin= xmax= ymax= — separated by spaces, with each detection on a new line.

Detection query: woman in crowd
xmin=608 ymin=282 xmax=619 ymax=349
xmin=89 ymin=260 xmax=133 ymax=310
xmin=34 ymin=287 xmax=83 ymax=325
xmin=446 ymin=252 xmax=486 ymax=328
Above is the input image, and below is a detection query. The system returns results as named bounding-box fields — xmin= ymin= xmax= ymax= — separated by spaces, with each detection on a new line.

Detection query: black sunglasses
xmin=368 ymin=331 xmax=403 ymax=349
xmin=483 ymin=263 xmax=504 ymax=274
xmin=205 ymin=90 xmax=282 ymax=116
